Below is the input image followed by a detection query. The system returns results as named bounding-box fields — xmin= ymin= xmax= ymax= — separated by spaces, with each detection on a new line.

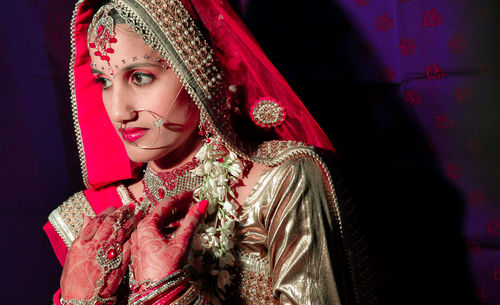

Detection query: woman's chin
xmin=124 ymin=142 xmax=170 ymax=164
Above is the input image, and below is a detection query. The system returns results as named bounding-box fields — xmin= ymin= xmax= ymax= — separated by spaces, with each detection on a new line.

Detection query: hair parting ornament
xmin=88 ymin=2 xmax=120 ymax=77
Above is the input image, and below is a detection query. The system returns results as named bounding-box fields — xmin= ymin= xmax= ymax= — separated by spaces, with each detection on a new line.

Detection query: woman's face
xmin=89 ymin=24 xmax=200 ymax=164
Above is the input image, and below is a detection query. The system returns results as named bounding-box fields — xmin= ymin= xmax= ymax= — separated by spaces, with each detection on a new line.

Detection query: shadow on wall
xmin=236 ymin=0 xmax=479 ymax=304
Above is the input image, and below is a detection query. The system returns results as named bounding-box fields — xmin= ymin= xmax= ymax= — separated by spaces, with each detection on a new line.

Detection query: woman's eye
xmin=131 ymin=72 xmax=154 ymax=86
xmin=97 ymin=77 xmax=112 ymax=89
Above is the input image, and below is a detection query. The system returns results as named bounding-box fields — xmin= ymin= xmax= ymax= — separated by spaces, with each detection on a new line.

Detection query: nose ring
xmin=152 ymin=118 xmax=164 ymax=127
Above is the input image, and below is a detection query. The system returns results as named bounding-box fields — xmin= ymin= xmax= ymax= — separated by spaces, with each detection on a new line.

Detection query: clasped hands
xmin=60 ymin=194 xmax=209 ymax=300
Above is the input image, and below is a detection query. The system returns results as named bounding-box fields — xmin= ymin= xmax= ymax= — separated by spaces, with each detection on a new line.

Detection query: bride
xmin=44 ymin=0 xmax=371 ymax=304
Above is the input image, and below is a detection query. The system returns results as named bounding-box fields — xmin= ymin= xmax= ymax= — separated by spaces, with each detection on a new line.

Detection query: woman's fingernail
xmin=196 ymin=200 xmax=209 ymax=214
xmin=128 ymin=203 xmax=136 ymax=210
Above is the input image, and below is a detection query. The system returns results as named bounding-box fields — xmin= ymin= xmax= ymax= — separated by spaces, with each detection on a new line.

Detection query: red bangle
xmin=129 ymin=272 xmax=188 ymax=305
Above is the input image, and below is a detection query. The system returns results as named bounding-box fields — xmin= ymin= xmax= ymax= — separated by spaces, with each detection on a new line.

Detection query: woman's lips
xmin=120 ymin=127 xmax=148 ymax=142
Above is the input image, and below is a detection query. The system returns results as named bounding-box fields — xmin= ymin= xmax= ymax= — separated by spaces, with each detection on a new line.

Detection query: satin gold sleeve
xmin=265 ymin=156 xmax=341 ymax=305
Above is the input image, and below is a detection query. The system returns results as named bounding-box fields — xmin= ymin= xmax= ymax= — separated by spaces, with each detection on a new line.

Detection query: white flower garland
xmin=191 ymin=136 xmax=242 ymax=297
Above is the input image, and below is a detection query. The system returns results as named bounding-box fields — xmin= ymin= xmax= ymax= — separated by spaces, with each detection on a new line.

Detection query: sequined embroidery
xmin=48 ymin=191 xmax=95 ymax=247
xmin=236 ymin=250 xmax=270 ymax=275
xmin=237 ymin=270 xmax=279 ymax=305
xmin=233 ymin=251 xmax=278 ymax=305
xmin=252 ymin=140 xmax=313 ymax=163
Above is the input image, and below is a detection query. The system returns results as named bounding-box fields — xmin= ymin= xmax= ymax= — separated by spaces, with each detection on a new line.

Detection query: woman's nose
xmin=105 ymin=85 xmax=136 ymax=123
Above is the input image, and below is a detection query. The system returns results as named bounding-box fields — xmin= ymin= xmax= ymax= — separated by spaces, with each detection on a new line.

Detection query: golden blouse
xmin=234 ymin=155 xmax=341 ymax=305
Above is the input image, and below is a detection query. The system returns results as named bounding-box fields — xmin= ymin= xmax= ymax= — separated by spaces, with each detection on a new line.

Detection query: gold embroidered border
xmin=69 ymin=0 xmax=89 ymax=188
xmin=48 ymin=191 xmax=95 ymax=248
xmin=236 ymin=250 xmax=270 ymax=276
xmin=251 ymin=140 xmax=311 ymax=163
xmin=234 ymin=250 xmax=278 ymax=305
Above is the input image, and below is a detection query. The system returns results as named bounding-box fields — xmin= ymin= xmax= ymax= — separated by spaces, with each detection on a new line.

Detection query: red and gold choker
xmin=139 ymin=158 xmax=203 ymax=214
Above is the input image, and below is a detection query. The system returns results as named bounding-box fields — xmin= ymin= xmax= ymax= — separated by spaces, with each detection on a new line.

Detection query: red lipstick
xmin=120 ymin=127 xmax=148 ymax=142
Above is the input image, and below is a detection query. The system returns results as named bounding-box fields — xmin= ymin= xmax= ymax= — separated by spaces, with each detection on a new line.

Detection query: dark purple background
xmin=1 ymin=0 xmax=498 ymax=304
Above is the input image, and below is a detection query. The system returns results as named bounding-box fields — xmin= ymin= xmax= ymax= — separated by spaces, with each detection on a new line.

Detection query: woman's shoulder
xmin=248 ymin=140 xmax=338 ymax=206
xmin=244 ymin=141 xmax=333 ymax=197
xmin=48 ymin=183 xmax=129 ymax=247
xmin=251 ymin=140 xmax=319 ymax=165
xmin=251 ymin=140 xmax=331 ymax=178
xmin=48 ymin=190 xmax=95 ymax=248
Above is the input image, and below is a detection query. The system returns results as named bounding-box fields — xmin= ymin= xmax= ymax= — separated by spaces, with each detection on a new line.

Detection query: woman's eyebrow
xmin=122 ymin=62 xmax=161 ymax=71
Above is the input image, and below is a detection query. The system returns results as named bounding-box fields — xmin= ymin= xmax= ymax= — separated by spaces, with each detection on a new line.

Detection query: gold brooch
xmin=250 ymin=98 xmax=286 ymax=128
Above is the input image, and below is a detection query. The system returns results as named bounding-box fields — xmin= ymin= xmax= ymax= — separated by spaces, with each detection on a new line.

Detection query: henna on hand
xmin=130 ymin=198 xmax=208 ymax=282
xmin=61 ymin=205 xmax=138 ymax=300
xmin=79 ymin=208 xmax=115 ymax=242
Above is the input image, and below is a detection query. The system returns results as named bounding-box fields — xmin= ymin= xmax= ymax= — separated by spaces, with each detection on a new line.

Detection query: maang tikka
xmin=88 ymin=3 xmax=119 ymax=77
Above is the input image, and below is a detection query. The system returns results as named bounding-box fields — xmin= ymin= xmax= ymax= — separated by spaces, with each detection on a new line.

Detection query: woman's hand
xmin=60 ymin=205 xmax=138 ymax=300
xmin=129 ymin=197 xmax=209 ymax=282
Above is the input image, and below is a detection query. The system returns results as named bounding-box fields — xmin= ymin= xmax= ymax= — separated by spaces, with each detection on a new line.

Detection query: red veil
xmin=185 ymin=0 xmax=335 ymax=151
